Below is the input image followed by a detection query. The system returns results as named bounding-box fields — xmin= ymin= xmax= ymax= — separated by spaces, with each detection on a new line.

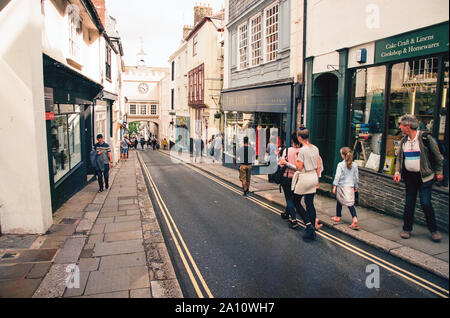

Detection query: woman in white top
xmin=293 ymin=129 xmax=322 ymax=240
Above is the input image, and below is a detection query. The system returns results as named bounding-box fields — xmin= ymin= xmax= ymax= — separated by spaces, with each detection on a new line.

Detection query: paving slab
xmin=104 ymin=221 xmax=141 ymax=233
xmin=99 ymin=252 xmax=146 ymax=270
xmin=84 ymin=266 xmax=150 ymax=295
xmin=0 ymin=235 xmax=38 ymax=250
xmin=0 ymin=248 xmax=58 ymax=264
xmin=0 ymin=263 xmax=33 ymax=280
xmin=115 ymin=215 xmax=141 ymax=223
xmin=93 ymin=240 xmax=144 ymax=257
xmin=90 ymin=223 xmax=105 ymax=234
xmin=0 ymin=278 xmax=42 ymax=298
xmin=96 ymin=217 xmax=115 ymax=224
xmin=78 ymin=258 xmax=100 ymax=272
xmin=54 ymin=237 xmax=86 ymax=264
xmin=104 ymin=230 xmax=142 ymax=242
xmin=63 ymin=271 xmax=89 ymax=298
xmin=26 ymin=262 xmax=52 ymax=279
xmin=76 ymin=290 xmax=129 ymax=298
xmin=130 ymin=288 xmax=151 ymax=298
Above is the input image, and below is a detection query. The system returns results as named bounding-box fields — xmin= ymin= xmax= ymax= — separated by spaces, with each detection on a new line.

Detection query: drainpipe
xmin=300 ymin=0 xmax=307 ymax=126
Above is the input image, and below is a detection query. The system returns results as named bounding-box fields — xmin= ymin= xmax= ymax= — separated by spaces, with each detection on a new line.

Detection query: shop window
xmin=224 ymin=111 xmax=286 ymax=166
xmin=238 ymin=22 xmax=248 ymax=69
xmin=50 ymin=105 xmax=81 ymax=183
xmin=349 ymin=66 xmax=386 ymax=171
xmin=384 ymin=57 xmax=439 ymax=175
xmin=250 ymin=14 xmax=262 ymax=67
xmin=265 ymin=2 xmax=278 ymax=63
xmin=439 ymin=58 xmax=448 ymax=145
xmin=129 ymin=104 xmax=137 ymax=115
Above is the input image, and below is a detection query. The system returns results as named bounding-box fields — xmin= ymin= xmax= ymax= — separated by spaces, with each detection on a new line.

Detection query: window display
xmin=49 ymin=104 xmax=81 ymax=183
xmin=224 ymin=111 xmax=287 ymax=166
xmin=349 ymin=66 xmax=386 ymax=170
xmin=384 ymin=57 xmax=439 ymax=175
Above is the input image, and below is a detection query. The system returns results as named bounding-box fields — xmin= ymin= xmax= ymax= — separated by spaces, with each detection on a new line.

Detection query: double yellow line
xmin=158 ymin=151 xmax=449 ymax=299
xmin=137 ymin=152 xmax=213 ymax=298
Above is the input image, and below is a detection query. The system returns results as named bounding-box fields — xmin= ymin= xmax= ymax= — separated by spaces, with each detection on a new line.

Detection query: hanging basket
xmin=214 ymin=112 xmax=221 ymax=119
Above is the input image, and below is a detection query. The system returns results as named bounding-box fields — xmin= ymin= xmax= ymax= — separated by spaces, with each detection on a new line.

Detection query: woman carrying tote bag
xmin=291 ymin=129 xmax=322 ymax=240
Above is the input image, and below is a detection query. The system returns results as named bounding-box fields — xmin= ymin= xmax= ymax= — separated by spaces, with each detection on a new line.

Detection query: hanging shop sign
xmin=374 ymin=22 xmax=449 ymax=64
xmin=45 ymin=112 xmax=55 ymax=120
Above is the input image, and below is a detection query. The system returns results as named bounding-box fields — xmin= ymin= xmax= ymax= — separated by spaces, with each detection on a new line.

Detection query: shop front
xmin=344 ymin=22 xmax=449 ymax=230
xmin=43 ymin=54 xmax=102 ymax=211
xmin=221 ymin=82 xmax=294 ymax=174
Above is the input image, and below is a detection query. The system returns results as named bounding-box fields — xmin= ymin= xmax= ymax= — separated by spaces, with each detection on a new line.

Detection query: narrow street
xmin=138 ymin=149 xmax=448 ymax=298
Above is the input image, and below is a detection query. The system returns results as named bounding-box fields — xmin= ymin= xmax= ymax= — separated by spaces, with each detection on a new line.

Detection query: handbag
xmin=272 ymin=148 xmax=288 ymax=185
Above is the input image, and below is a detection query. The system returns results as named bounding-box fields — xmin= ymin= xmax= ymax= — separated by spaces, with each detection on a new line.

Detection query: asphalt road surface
xmin=138 ymin=149 xmax=449 ymax=298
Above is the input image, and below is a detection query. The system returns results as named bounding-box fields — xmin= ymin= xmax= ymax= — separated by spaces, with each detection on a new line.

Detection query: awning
xmin=43 ymin=54 xmax=103 ymax=104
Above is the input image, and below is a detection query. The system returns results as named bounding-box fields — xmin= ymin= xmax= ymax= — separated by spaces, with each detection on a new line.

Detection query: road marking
xmin=137 ymin=152 xmax=213 ymax=298
xmin=159 ymin=151 xmax=449 ymax=298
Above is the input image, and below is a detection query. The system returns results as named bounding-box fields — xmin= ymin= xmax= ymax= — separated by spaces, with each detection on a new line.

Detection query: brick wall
xmin=358 ymin=168 xmax=449 ymax=232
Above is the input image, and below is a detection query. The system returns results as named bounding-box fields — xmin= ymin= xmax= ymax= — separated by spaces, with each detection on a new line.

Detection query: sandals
xmin=349 ymin=223 xmax=360 ymax=230
xmin=331 ymin=216 xmax=341 ymax=222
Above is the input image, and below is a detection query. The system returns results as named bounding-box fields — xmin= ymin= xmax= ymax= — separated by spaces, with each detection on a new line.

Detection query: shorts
xmin=121 ymin=148 xmax=128 ymax=155
xmin=239 ymin=164 xmax=252 ymax=183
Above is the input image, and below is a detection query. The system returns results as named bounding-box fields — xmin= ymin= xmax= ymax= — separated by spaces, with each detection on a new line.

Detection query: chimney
xmin=194 ymin=3 xmax=213 ymax=26
xmin=183 ymin=25 xmax=194 ymax=40
xmin=92 ymin=0 xmax=106 ymax=27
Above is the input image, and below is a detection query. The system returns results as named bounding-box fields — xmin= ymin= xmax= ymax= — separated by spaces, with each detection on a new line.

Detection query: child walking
xmin=331 ymin=147 xmax=360 ymax=230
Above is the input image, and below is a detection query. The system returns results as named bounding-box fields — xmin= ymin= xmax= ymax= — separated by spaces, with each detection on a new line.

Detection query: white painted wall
xmin=306 ymin=0 xmax=449 ymax=58
xmin=0 ymin=0 xmax=53 ymax=234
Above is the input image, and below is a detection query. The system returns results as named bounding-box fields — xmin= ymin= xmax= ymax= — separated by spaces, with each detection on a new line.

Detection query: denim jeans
xmin=336 ymin=201 xmax=357 ymax=218
xmin=403 ymin=171 xmax=437 ymax=233
xmin=97 ymin=164 xmax=110 ymax=191
xmin=293 ymin=192 xmax=315 ymax=225
xmin=281 ymin=177 xmax=306 ymax=223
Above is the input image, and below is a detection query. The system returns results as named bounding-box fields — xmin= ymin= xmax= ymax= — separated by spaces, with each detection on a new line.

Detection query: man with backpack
xmin=393 ymin=114 xmax=444 ymax=242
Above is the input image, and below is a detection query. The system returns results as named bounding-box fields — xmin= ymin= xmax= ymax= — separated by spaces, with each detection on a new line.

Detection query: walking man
xmin=234 ymin=136 xmax=255 ymax=196
xmin=94 ymin=134 xmax=113 ymax=192
xmin=394 ymin=114 xmax=444 ymax=242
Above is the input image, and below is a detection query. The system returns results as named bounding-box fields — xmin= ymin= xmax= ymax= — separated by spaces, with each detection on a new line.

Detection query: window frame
xmin=237 ymin=21 xmax=249 ymax=70
xmin=140 ymin=104 xmax=147 ymax=115
xmin=150 ymin=104 xmax=158 ymax=115
xmin=249 ymin=13 xmax=263 ymax=68
xmin=188 ymin=64 xmax=205 ymax=106
xmin=105 ymin=45 xmax=112 ymax=81
xmin=193 ymin=34 xmax=198 ymax=56
xmin=264 ymin=1 xmax=279 ymax=63
xmin=129 ymin=104 xmax=137 ymax=115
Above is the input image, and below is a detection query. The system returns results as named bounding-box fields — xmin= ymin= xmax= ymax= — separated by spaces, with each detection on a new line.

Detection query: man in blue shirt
xmin=94 ymin=134 xmax=113 ymax=192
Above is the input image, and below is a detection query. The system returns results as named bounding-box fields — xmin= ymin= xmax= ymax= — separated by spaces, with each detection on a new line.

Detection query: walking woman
xmin=279 ymin=132 xmax=306 ymax=229
xmin=292 ymin=129 xmax=322 ymax=240
xmin=331 ymin=147 xmax=360 ymax=230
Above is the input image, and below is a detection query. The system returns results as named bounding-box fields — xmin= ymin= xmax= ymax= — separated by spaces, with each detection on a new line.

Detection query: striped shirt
xmin=94 ymin=142 xmax=111 ymax=164
xmin=402 ymin=132 xmax=420 ymax=172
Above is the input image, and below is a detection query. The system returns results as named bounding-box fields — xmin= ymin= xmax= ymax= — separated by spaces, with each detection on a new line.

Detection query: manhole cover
xmin=2 ymin=252 xmax=20 ymax=259
xmin=60 ymin=218 xmax=79 ymax=225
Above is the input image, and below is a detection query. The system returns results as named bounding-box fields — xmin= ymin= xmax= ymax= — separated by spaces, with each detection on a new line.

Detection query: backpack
xmin=421 ymin=132 xmax=445 ymax=167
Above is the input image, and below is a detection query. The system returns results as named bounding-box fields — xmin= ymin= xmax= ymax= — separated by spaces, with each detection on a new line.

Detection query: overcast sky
xmin=106 ymin=0 xmax=225 ymax=68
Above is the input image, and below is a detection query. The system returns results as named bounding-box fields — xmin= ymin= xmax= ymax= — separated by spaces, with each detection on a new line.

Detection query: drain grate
xmin=60 ymin=218 xmax=79 ymax=225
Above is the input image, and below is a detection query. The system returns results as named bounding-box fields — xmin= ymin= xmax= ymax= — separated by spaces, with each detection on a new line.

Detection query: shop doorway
xmin=311 ymin=73 xmax=339 ymax=180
